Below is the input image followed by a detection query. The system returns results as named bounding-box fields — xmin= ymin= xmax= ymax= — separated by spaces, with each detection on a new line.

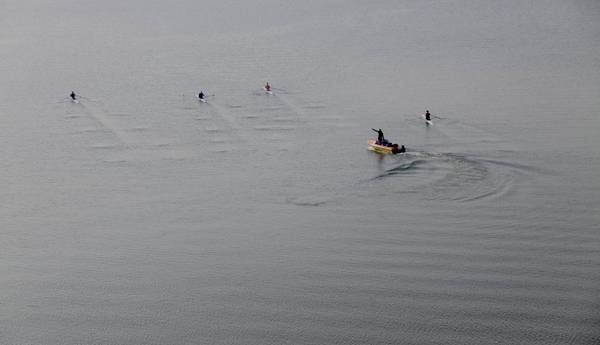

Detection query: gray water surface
xmin=1 ymin=1 xmax=599 ymax=344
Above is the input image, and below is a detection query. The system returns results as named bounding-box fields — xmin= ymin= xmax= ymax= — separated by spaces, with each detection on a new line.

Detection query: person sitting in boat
xmin=70 ymin=91 xmax=76 ymax=100
xmin=390 ymin=144 xmax=405 ymax=154
xmin=372 ymin=128 xmax=385 ymax=145
xmin=198 ymin=91 xmax=204 ymax=100
xmin=425 ymin=110 xmax=431 ymax=121
xmin=265 ymin=82 xmax=271 ymax=91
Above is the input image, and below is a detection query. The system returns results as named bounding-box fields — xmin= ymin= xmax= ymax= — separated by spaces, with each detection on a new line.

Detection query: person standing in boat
xmin=372 ymin=128 xmax=385 ymax=144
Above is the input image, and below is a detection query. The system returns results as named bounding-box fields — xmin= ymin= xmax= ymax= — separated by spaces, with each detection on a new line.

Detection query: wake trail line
xmin=207 ymin=102 xmax=248 ymax=143
xmin=78 ymin=102 xmax=136 ymax=149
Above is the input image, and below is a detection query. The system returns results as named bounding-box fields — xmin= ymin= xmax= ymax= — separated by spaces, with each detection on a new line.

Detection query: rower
xmin=198 ymin=91 xmax=204 ymax=100
xmin=399 ymin=145 xmax=406 ymax=153
xmin=425 ymin=110 xmax=431 ymax=121
xmin=70 ymin=91 xmax=76 ymax=100
xmin=265 ymin=82 xmax=271 ymax=91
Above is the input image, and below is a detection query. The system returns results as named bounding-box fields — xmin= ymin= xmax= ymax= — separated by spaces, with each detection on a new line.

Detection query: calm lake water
xmin=1 ymin=1 xmax=599 ymax=344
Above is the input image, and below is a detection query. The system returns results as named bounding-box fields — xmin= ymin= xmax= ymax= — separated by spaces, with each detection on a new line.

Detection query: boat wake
xmin=368 ymin=152 xmax=522 ymax=203
xmin=285 ymin=150 xmax=526 ymax=207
